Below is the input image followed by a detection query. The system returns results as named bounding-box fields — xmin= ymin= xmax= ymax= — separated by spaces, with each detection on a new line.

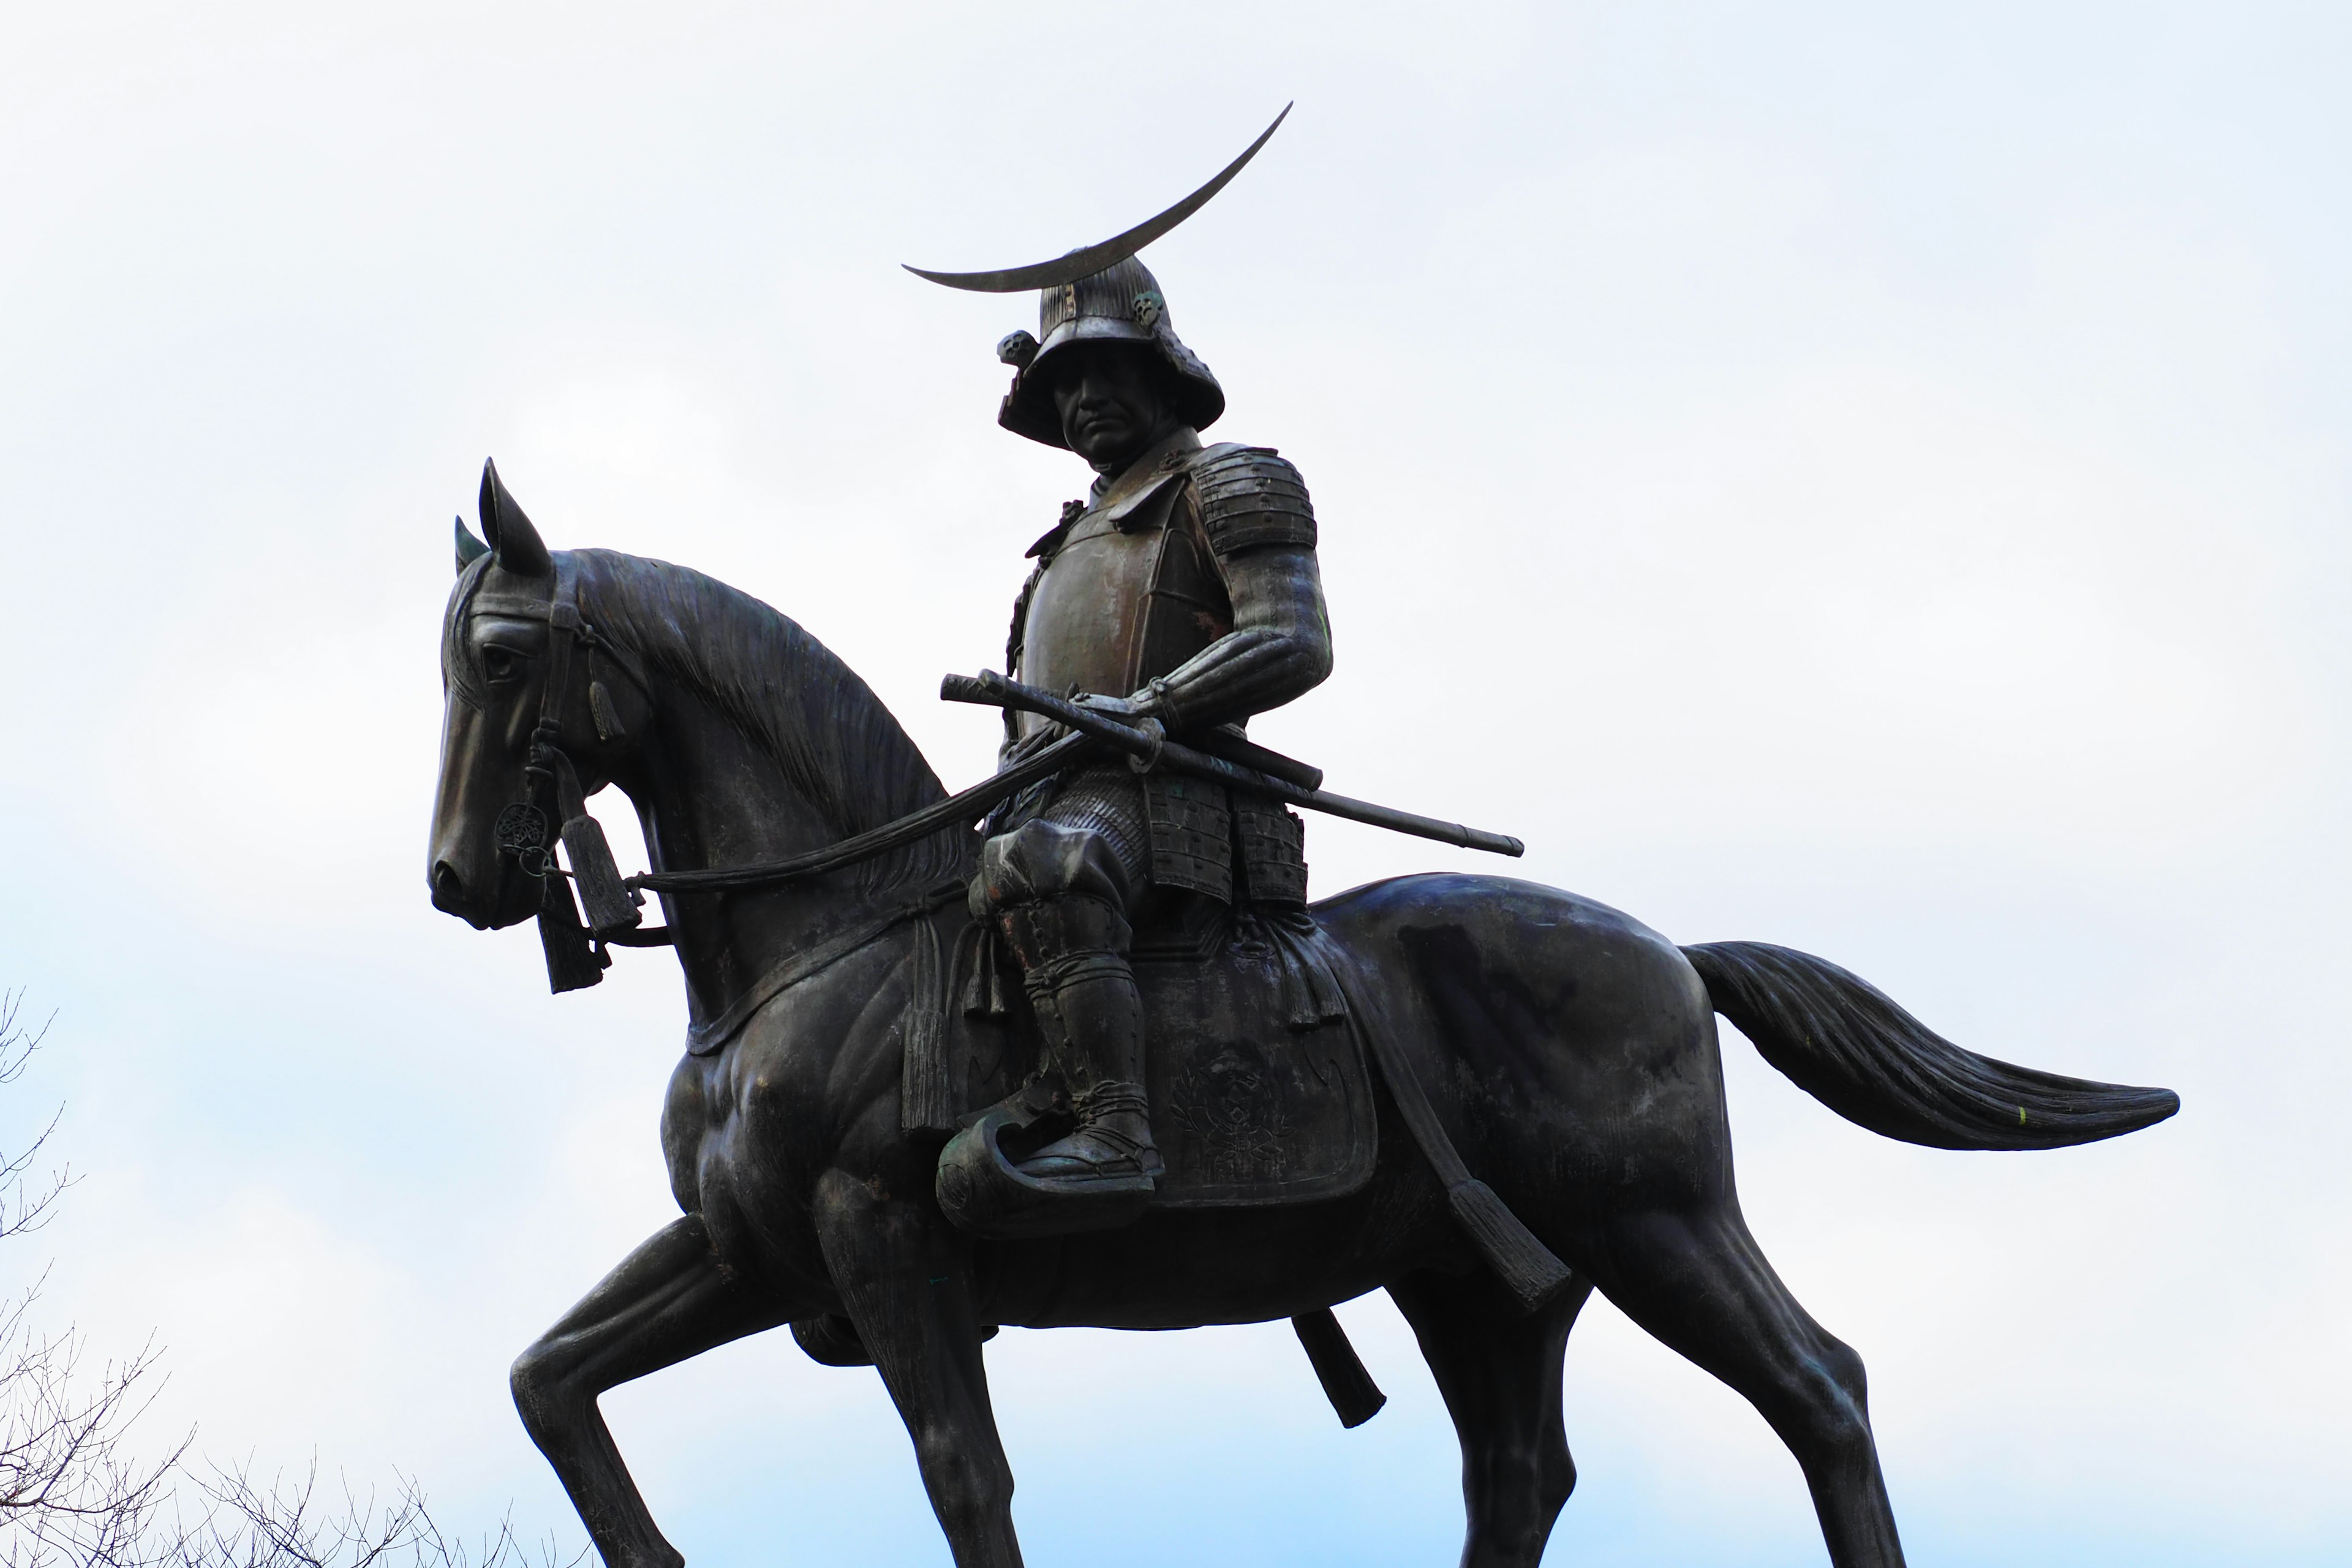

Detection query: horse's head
xmin=428 ymin=460 xmax=652 ymax=930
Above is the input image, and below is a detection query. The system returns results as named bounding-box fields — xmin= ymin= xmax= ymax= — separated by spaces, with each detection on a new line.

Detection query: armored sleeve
xmin=1194 ymin=446 xmax=1316 ymax=559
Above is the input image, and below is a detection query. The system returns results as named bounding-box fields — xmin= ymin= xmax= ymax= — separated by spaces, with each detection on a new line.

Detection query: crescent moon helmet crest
xmin=907 ymin=105 xmax=1292 ymax=450
xmin=902 ymin=104 xmax=1292 ymax=293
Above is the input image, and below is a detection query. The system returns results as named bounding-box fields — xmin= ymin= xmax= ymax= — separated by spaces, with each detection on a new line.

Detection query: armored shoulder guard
xmin=1192 ymin=445 xmax=1316 ymax=557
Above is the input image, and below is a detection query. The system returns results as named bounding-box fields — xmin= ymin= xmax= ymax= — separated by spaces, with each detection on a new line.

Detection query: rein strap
xmin=627 ymin=730 xmax=1091 ymax=896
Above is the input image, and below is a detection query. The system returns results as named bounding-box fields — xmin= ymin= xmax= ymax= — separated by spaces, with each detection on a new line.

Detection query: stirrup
xmin=935 ymin=1088 xmax=1158 ymax=1240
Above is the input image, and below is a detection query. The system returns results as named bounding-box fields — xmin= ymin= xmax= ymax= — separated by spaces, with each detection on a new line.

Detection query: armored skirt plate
xmin=1131 ymin=926 xmax=1376 ymax=1208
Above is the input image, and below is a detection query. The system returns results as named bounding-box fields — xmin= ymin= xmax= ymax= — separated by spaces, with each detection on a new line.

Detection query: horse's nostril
xmin=431 ymin=861 xmax=465 ymax=912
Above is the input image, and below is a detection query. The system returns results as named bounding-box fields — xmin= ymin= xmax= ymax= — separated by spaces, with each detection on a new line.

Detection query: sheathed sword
xmin=941 ymin=671 xmax=1525 ymax=859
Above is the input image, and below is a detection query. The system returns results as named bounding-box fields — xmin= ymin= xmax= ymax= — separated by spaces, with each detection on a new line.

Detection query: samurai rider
xmin=969 ymin=257 xmax=1332 ymax=1197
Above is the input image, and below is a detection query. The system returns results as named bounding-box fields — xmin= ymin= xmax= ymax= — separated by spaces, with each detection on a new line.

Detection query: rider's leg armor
xmin=979 ymin=815 xmax=1163 ymax=1183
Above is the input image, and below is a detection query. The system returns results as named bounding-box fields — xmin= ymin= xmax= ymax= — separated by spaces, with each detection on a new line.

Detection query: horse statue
xmin=426 ymin=464 xmax=2177 ymax=1568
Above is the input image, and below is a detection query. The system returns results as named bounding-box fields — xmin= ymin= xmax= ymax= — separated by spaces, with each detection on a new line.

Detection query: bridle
xmin=466 ymin=559 xmax=661 ymax=987
xmin=461 ymin=556 xmax=1093 ymax=997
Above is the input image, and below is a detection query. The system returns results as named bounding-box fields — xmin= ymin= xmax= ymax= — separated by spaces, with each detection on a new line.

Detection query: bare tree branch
xmin=0 ymin=994 xmax=70 ymax=1245
xmin=0 ymin=993 xmax=578 ymax=1567
xmin=164 ymin=1461 xmax=576 ymax=1568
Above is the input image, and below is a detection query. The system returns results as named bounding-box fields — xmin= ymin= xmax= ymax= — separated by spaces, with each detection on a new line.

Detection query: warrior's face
xmin=1047 ymin=342 xmax=1184 ymax=473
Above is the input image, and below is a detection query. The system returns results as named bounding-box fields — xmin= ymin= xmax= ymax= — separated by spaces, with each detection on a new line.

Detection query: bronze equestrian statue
xmin=423 ymin=112 xmax=2177 ymax=1568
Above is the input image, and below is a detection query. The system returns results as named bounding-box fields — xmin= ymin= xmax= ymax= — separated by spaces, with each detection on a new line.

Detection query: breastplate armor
xmin=1016 ymin=466 xmax=1231 ymax=735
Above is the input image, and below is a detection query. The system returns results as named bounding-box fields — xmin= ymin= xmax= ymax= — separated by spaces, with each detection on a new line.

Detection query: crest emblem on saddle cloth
xmin=1167 ymin=1047 xmax=1293 ymax=1186
xmin=1136 ymin=921 xmax=1369 ymax=1207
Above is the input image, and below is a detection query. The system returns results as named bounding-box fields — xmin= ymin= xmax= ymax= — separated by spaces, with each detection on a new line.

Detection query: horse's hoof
xmin=937 ymin=1104 xmax=1155 ymax=1238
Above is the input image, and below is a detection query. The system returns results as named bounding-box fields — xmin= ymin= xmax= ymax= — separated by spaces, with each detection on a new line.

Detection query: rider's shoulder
xmin=1185 ymin=442 xmax=1316 ymax=556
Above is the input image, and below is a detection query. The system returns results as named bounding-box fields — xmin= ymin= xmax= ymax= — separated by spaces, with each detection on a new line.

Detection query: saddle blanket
xmin=948 ymin=911 xmax=1378 ymax=1209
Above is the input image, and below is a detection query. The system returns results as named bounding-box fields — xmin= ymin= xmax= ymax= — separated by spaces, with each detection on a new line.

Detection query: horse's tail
xmin=1681 ymin=941 xmax=2179 ymax=1150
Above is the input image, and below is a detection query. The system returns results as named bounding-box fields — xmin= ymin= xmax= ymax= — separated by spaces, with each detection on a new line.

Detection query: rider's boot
xmin=1017 ymin=951 xmax=1163 ymax=1185
xmin=997 ymin=892 xmax=1162 ymax=1188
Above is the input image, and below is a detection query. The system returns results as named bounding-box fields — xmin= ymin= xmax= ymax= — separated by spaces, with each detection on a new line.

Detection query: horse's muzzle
xmin=430 ymin=857 xmax=538 ymax=930
xmin=431 ymin=859 xmax=488 ymax=928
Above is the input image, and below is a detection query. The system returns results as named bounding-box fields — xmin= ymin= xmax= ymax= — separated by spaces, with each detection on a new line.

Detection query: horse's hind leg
xmin=511 ymin=1215 xmax=791 ymax=1568
xmin=1389 ymin=1267 xmax=1596 ymax=1568
xmin=1583 ymin=1202 xmax=1905 ymax=1568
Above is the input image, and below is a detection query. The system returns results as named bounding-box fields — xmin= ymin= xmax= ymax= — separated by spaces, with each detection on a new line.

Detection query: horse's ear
xmin=479 ymin=458 xmax=552 ymax=578
xmin=454 ymin=514 xmax=491 ymax=574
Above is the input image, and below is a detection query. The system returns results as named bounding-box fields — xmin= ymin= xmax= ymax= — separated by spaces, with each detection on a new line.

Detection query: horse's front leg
xmin=511 ymin=1214 xmax=792 ymax=1568
xmin=815 ymin=1169 xmax=1022 ymax=1568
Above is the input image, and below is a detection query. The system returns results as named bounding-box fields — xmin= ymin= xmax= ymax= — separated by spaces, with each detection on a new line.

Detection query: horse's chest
xmin=665 ymin=989 xmax=911 ymax=1287
xmin=686 ymin=1041 xmax=826 ymax=1174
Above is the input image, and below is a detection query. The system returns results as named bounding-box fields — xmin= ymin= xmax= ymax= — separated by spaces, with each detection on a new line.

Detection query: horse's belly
xmin=978 ymin=1152 xmax=1457 ymax=1330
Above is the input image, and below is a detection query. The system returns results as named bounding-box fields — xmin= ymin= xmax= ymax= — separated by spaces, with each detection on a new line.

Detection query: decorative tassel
xmin=900 ymin=1011 xmax=952 ymax=1136
xmin=546 ymin=750 xmax=639 ymax=939
xmin=1336 ymin=960 xmax=1575 ymax=1316
xmin=1291 ymin=1309 xmax=1386 ymax=1428
xmin=589 ymin=680 xmax=626 ymax=741
xmin=560 ymin=812 xmax=641 ymax=937
xmin=537 ymin=873 xmax=607 ymax=993
xmin=899 ymin=913 xmax=956 ymax=1135
xmin=1446 ymin=1178 xmax=1575 ymax=1313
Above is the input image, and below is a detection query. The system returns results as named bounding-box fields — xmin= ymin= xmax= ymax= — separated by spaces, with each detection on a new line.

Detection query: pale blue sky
xmin=3 ymin=4 xmax=2346 ymax=1564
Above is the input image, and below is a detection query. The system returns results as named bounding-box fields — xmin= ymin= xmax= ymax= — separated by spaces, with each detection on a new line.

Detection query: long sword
xmin=941 ymin=671 xmax=1525 ymax=859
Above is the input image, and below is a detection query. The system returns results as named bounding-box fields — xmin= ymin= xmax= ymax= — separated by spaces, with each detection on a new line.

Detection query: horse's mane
xmin=569 ymin=549 xmax=976 ymax=894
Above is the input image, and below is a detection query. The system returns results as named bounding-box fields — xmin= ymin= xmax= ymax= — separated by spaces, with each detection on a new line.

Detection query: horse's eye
xmin=482 ymin=647 xmax=519 ymax=681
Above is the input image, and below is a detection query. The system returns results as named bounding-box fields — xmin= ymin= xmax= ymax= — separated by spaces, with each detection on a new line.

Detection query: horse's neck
xmin=615 ymin=680 xmax=908 ymax=1031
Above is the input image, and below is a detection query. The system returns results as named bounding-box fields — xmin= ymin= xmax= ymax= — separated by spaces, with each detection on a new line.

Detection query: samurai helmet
xmin=904 ymin=105 xmax=1289 ymax=451
xmin=990 ymin=255 xmax=1222 ymax=448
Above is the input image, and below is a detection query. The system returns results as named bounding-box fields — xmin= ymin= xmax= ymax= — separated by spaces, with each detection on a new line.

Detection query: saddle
xmin=918 ymin=899 xmax=1378 ymax=1234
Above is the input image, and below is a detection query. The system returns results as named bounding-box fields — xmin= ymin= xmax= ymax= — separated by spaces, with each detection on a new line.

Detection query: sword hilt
xmin=941 ymin=671 xmax=1160 ymax=761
